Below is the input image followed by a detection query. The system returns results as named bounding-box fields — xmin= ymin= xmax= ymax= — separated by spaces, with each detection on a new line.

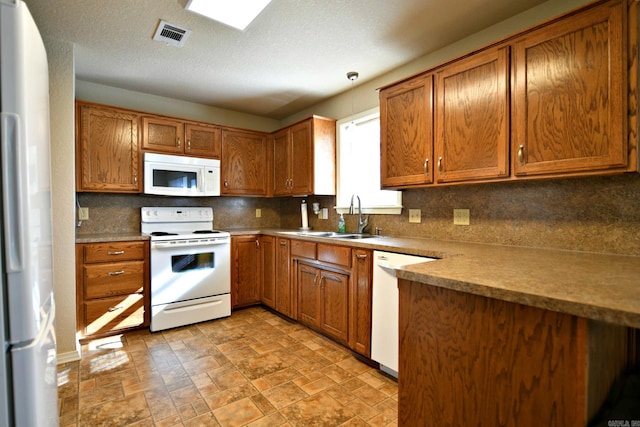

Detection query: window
xmin=336 ymin=108 xmax=402 ymax=214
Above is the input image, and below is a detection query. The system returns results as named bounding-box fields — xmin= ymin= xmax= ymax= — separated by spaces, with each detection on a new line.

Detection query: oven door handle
xmin=151 ymin=239 xmax=230 ymax=249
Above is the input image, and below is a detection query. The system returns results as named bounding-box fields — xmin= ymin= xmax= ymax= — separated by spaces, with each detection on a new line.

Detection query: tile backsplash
xmin=78 ymin=173 xmax=640 ymax=256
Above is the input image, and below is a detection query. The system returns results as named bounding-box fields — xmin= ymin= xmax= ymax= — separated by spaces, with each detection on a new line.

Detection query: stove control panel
xmin=141 ymin=207 xmax=213 ymax=223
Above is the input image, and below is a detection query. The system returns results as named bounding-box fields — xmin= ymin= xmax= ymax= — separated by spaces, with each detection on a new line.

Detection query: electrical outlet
xmin=78 ymin=207 xmax=89 ymax=221
xmin=255 ymin=208 xmax=262 ymax=218
xmin=409 ymin=209 xmax=421 ymax=223
xmin=453 ymin=209 xmax=470 ymax=225
xmin=321 ymin=208 xmax=329 ymax=220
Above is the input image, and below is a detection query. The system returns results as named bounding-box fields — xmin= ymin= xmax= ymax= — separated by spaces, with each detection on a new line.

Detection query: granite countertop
xmin=75 ymin=232 xmax=150 ymax=243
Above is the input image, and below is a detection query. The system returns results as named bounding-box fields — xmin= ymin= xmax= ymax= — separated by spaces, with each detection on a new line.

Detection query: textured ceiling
xmin=24 ymin=0 xmax=547 ymax=120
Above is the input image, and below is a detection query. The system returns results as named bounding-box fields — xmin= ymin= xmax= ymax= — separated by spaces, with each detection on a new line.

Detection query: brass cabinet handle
xmin=437 ymin=156 xmax=443 ymax=174
xmin=423 ymin=158 xmax=429 ymax=176
xmin=224 ymin=180 xmax=228 ymax=188
xmin=355 ymin=253 xmax=368 ymax=260
xmin=107 ymin=305 xmax=123 ymax=312
xmin=177 ymin=137 xmax=181 ymax=148
xmin=518 ymin=144 xmax=525 ymax=166
xmin=107 ymin=251 xmax=125 ymax=255
xmin=108 ymin=270 xmax=125 ymax=276
xmin=279 ymin=240 xmax=288 ymax=246
xmin=133 ymin=174 xmax=138 ymax=185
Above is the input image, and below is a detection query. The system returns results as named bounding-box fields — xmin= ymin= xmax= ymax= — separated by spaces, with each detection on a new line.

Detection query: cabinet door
xmin=380 ymin=74 xmax=434 ymax=188
xmin=319 ymin=269 xmax=349 ymax=344
xmin=260 ymin=236 xmax=276 ymax=309
xmin=290 ymin=120 xmax=313 ymax=195
xmin=349 ymin=249 xmax=372 ymax=356
xmin=142 ymin=116 xmax=184 ymax=154
xmin=297 ymin=263 xmax=320 ymax=327
xmin=76 ymin=103 xmax=141 ymax=193
xmin=221 ymin=129 xmax=268 ymax=195
xmin=512 ymin=1 xmax=626 ymax=176
xmin=435 ymin=46 xmax=510 ymax=183
xmin=275 ymin=238 xmax=292 ymax=317
xmin=272 ymin=129 xmax=291 ymax=196
xmin=232 ymin=236 xmax=261 ymax=308
xmin=185 ymin=123 xmax=221 ymax=158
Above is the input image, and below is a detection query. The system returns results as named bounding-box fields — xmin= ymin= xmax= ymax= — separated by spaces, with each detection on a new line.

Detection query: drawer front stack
xmin=76 ymin=240 xmax=150 ymax=339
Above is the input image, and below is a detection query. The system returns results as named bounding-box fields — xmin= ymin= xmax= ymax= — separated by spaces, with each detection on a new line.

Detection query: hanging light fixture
xmin=346 ymin=71 xmax=359 ymax=128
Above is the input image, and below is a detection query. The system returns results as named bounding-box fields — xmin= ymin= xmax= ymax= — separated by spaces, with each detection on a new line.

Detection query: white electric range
xmin=141 ymin=207 xmax=231 ymax=332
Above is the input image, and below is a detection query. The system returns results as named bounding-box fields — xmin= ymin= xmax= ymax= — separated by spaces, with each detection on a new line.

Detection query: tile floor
xmin=58 ymin=307 xmax=398 ymax=426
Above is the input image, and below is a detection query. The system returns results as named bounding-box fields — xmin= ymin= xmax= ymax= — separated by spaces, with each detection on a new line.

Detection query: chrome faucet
xmin=349 ymin=194 xmax=369 ymax=234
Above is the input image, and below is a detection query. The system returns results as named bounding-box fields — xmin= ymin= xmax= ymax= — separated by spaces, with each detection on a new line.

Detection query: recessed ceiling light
xmin=185 ymin=0 xmax=272 ymax=31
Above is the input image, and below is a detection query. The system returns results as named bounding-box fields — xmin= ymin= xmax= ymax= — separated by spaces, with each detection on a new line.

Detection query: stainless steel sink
xmin=296 ymin=231 xmax=375 ymax=239
xmin=333 ymin=233 xmax=375 ymax=239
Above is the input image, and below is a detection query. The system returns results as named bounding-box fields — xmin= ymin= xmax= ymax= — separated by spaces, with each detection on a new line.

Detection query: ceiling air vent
xmin=153 ymin=20 xmax=192 ymax=47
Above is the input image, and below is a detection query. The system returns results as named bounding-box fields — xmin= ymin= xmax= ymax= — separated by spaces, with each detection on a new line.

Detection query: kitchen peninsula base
xmin=398 ymin=279 xmax=634 ymax=426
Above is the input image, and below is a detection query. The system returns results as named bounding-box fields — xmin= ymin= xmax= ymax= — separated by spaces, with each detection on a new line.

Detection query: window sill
xmin=335 ymin=206 xmax=402 ymax=215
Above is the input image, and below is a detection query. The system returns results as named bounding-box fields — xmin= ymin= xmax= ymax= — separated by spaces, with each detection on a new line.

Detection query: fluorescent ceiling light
xmin=185 ymin=0 xmax=272 ymax=31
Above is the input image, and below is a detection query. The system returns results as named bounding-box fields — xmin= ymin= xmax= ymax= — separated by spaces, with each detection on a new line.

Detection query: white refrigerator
xmin=0 ymin=0 xmax=58 ymax=426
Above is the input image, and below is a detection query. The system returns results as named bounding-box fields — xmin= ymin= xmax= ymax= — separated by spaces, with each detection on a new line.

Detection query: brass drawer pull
xmin=107 ymin=305 xmax=124 ymax=312
xmin=107 ymin=251 xmax=125 ymax=255
xmin=355 ymin=253 xmax=368 ymax=260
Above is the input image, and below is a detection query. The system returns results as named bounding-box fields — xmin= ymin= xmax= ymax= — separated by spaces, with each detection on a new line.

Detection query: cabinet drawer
xmin=317 ymin=244 xmax=351 ymax=268
xmin=84 ymin=294 xmax=145 ymax=336
xmin=83 ymin=261 xmax=145 ymax=299
xmin=291 ymin=240 xmax=316 ymax=259
xmin=83 ymin=241 xmax=146 ymax=263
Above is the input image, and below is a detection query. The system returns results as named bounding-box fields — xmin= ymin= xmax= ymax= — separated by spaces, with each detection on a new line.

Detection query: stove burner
xmin=193 ymin=230 xmax=220 ymax=234
xmin=150 ymin=231 xmax=178 ymax=236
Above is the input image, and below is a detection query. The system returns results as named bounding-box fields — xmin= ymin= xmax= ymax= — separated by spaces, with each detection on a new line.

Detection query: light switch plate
xmin=409 ymin=209 xmax=421 ymax=223
xmin=453 ymin=209 xmax=470 ymax=225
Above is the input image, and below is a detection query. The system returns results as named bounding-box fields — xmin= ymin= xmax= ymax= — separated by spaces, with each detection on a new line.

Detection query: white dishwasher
xmin=371 ymin=250 xmax=435 ymax=377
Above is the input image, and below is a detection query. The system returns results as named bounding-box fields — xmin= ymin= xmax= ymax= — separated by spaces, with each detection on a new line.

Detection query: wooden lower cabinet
xmin=260 ymin=236 xmax=276 ymax=309
xmin=297 ymin=262 xmax=349 ymax=345
xmin=349 ymin=249 xmax=372 ymax=357
xmin=231 ymin=235 xmax=261 ymax=308
xmin=76 ymin=240 xmax=149 ymax=340
xmin=398 ymin=279 xmax=631 ymax=426
xmin=275 ymin=238 xmax=293 ymax=317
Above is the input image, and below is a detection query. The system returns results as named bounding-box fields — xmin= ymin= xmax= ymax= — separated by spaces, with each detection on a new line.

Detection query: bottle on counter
xmin=338 ymin=213 xmax=346 ymax=233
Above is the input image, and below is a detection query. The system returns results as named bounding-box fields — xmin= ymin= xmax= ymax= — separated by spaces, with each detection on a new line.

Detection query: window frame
xmin=335 ymin=107 xmax=402 ymax=215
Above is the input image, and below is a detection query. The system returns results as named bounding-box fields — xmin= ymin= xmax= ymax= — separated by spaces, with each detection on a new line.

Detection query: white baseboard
xmin=57 ymin=350 xmax=80 ymax=364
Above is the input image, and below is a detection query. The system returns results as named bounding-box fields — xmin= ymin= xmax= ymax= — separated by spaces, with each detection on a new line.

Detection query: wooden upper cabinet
xmin=272 ymin=129 xmax=291 ymax=196
xmin=435 ymin=46 xmax=510 ymax=183
xmin=185 ymin=123 xmax=221 ymax=158
xmin=272 ymin=116 xmax=336 ymax=197
xmin=512 ymin=0 xmax=627 ymax=176
xmin=141 ymin=116 xmax=184 ymax=154
xmin=221 ymin=128 xmax=268 ymax=196
xmin=142 ymin=116 xmax=221 ymax=158
xmin=380 ymin=74 xmax=434 ymax=188
xmin=76 ymin=102 xmax=142 ymax=193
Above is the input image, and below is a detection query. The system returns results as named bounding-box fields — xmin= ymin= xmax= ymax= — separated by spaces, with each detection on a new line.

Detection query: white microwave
xmin=144 ymin=153 xmax=220 ymax=197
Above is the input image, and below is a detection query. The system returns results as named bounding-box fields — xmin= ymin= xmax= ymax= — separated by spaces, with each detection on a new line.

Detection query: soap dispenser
xmin=338 ymin=213 xmax=346 ymax=233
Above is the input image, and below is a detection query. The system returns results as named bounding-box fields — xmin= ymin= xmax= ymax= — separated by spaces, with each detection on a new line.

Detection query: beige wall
xmin=75 ymin=80 xmax=281 ymax=133
xmin=44 ymin=38 xmax=78 ymax=361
